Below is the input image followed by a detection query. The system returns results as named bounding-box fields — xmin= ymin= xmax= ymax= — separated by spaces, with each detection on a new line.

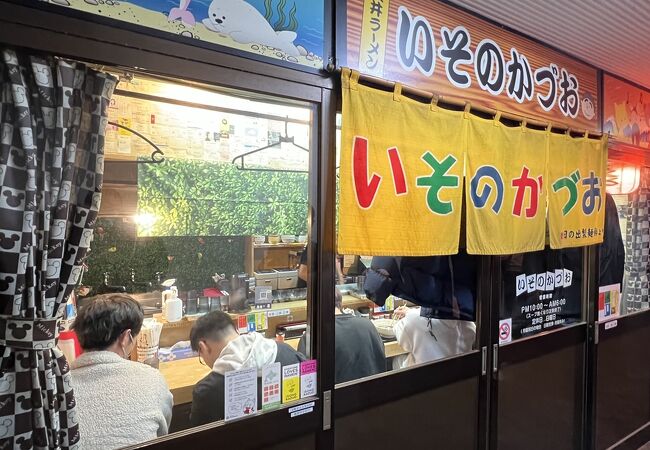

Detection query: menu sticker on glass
xmin=262 ymin=362 xmax=281 ymax=411
xmin=255 ymin=312 xmax=268 ymax=331
xmin=237 ymin=315 xmax=248 ymax=334
xmin=247 ymin=313 xmax=256 ymax=332
xmin=300 ymin=360 xmax=317 ymax=398
xmin=282 ymin=363 xmax=300 ymax=404
xmin=224 ymin=367 xmax=257 ymax=421
xmin=598 ymin=284 xmax=621 ymax=321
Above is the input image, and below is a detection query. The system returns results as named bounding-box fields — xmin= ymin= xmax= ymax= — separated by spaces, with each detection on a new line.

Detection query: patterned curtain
xmin=0 ymin=49 xmax=116 ymax=449
xmin=623 ymin=166 xmax=650 ymax=313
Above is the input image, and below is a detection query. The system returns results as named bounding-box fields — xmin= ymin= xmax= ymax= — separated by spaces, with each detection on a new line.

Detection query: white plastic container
xmin=163 ymin=288 xmax=183 ymax=322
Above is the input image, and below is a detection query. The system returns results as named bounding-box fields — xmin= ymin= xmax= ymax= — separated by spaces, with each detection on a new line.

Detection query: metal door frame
xmin=488 ymin=247 xmax=597 ymax=450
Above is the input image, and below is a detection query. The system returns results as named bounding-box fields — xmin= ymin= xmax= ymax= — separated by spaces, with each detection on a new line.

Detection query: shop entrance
xmin=488 ymin=249 xmax=592 ymax=450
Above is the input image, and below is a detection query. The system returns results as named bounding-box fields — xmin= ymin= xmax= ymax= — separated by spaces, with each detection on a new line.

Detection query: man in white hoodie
xmin=189 ymin=311 xmax=305 ymax=426
xmin=392 ymin=305 xmax=476 ymax=369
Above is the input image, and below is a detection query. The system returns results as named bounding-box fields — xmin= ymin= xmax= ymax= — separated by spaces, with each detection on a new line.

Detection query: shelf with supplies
xmin=252 ymin=243 xmax=306 ymax=249
xmin=244 ymin=236 xmax=306 ymax=275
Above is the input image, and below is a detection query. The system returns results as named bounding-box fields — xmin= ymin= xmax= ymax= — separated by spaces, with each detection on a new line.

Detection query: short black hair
xmin=72 ymin=294 xmax=144 ymax=351
xmin=190 ymin=311 xmax=236 ymax=352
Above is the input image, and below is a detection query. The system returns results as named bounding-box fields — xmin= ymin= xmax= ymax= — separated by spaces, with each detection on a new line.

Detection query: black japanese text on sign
xmin=346 ymin=0 xmax=599 ymax=131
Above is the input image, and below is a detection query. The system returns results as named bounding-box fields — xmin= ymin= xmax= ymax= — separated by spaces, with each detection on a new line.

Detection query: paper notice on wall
xmin=300 ymin=360 xmax=317 ymax=398
xmin=117 ymin=135 xmax=132 ymax=155
xmin=262 ymin=362 xmax=281 ymax=411
xmin=224 ymin=367 xmax=258 ymax=421
xmin=282 ymin=363 xmax=300 ymax=404
xmin=118 ymin=117 xmax=132 ymax=136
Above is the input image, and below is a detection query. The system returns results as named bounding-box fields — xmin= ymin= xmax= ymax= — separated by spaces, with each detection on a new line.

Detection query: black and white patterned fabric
xmin=0 ymin=49 xmax=116 ymax=449
xmin=623 ymin=167 xmax=650 ymax=313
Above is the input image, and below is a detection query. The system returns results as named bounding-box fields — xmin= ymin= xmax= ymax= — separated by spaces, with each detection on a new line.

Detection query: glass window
xmin=64 ymin=71 xmax=317 ymax=447
xmin=500 ymin=248 xmax=583 ymax=344
xmin=332 ymin=114 xmax=477 ymax=385
xmin=606 ymin=163 xmax=650 ymax=318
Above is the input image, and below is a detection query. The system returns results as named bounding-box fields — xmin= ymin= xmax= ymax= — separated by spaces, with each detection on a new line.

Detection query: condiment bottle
xmin=164 ymin=290 xmax=183 ymax=322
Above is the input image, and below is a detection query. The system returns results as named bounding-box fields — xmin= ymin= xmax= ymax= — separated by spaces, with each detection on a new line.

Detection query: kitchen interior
xmin=71 ymin=71 xmax=409 ymax=431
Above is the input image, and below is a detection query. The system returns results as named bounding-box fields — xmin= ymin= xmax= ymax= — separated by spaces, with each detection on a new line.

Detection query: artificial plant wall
xmin=138 ymin=158 xmax=309 ymax=236
xmin=84 ymin=218 xmax=245 ymax=292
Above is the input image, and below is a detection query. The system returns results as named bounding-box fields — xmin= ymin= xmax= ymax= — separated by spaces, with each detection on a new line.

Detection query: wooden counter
xmin=160 ymin=357 xmax=210 ymax=405
xmin=160 ymin=337 xmax=407 ymax=405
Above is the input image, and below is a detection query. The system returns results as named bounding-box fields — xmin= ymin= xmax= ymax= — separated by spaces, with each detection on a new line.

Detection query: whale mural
xmin=42 ymin=0 xmax=324 ymax=68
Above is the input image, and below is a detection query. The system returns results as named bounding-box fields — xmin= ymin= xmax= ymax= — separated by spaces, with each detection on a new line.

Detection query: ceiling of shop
xmin=446 ymin=0 xmax=650 ymax=90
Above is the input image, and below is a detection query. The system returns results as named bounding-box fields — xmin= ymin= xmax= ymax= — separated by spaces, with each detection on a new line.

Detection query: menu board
xmin=501 ymin=248 xmax=582 ymax=343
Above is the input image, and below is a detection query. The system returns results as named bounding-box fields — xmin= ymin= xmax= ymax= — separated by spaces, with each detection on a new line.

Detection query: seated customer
xmin=298 ymin=289 xmax=385 ymax=383
xmin=190 ymin=311 xmax=305 ymax=426
xmin=393 ymin=304 xmax=476 ymax=369
xmin=71 ymin=294 xmax=173 ymax=450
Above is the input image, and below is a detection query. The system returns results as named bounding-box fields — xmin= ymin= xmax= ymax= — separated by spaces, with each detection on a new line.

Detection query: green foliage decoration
xmin=85 ymin=218 xmax=246 ymax=292
xmin=138 ymin=158 xmax=308 ymax=237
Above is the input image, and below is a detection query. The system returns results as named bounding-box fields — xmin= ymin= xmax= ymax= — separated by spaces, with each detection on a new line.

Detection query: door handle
xmin=492 ymin=344 xmax=499 ymax=374
xmin=323 ymin=390 xmax=332 ymax=431
xmin=481 ymin=346 xmax=487 ymax=376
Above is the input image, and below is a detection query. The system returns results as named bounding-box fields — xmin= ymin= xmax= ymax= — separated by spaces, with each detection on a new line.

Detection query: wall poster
xmin=343 ymin=0 xmax=600 ymax=131
xmin=603 ymin=74 xmax=650 ymax=149
xmin=42 ymin=0 xmax=324 ymax=69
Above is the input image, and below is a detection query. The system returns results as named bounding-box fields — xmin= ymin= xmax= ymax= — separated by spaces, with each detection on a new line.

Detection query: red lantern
xmin=607 ymin=162 xmax=641 ymax=195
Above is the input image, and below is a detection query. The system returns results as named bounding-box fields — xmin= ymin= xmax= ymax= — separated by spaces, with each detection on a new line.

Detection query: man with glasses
xmin=189 ymin=311 xmax=305 ymax=426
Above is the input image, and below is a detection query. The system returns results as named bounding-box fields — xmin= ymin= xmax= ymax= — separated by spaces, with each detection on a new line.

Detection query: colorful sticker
xmin=237 ymin=315 xmax=248 ymax=334
xmin=255 ymin=312 xmax=268 ymax=331
xmin=282 ymin=363 xmax=300 ymax=404
xmin=498 ymin=318 xmax=512 ymax=344
xmin=262 ymin=362 xmax=282 ymax=411
xmin=300 ymin=360 xmax=317 ymax=398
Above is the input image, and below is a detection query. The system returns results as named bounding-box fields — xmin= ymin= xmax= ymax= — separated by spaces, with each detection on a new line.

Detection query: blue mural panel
xmin=44 ymin=0 xmax=324 ymax=68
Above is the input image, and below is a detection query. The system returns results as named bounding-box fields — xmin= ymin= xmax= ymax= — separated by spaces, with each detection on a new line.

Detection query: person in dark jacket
xmin=189 ymin=311 xmax=305 ymax=426
xmin=599 ymin=193 xmax=625 ymax=286
xmin=298 ymin=289 xmax=385 ymax=383
xmin=364 ymin=252 xmax=477 ymax=321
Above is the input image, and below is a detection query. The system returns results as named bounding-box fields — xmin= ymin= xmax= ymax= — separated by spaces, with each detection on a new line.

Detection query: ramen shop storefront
xmin=0 ymin=0 xmax=646 ymax=449
xmin=332 ymin=2 xmax=611 ymax=450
